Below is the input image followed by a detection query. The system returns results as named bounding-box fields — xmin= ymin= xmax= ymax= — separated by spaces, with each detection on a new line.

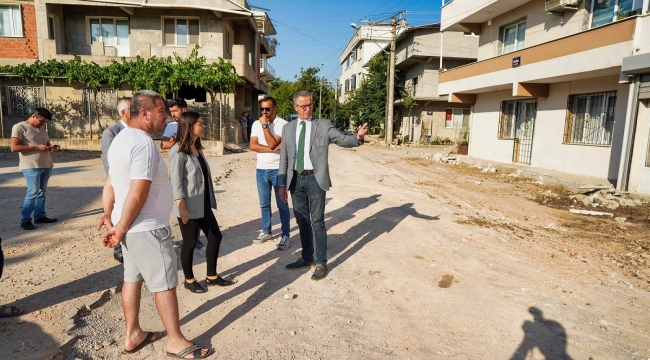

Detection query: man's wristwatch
xmin=262 ymin=124 xmax=269 ymax=129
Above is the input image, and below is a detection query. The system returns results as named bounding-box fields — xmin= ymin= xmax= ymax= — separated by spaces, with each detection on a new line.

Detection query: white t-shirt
xmin=250 ymin=118 xmax=287 ymax=169
xmin=162 ymin=122 xmax=178 ymax=138
xmin=108 ymin=128 xmax=173 ymax=233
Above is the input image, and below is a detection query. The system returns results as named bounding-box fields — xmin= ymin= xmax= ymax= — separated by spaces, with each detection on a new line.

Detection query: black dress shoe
xmin=184 ymin=281 xmax=206 ymax=293
xmin=205 ymin=276 xmax=235 ymax=287
xmin=286 ymin=257 xmax=315 ymax=270
xmin=20 ymin=221 xmax=36 ymax=230
xmin=34 ymin=216 xmax=58 ymax=224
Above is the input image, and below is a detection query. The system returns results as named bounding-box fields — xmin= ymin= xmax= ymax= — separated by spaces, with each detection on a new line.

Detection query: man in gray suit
xmin=100 ymin=97 xmax=131 ymax=263
xmin=279 ymin=90 xmax=368 ymax=281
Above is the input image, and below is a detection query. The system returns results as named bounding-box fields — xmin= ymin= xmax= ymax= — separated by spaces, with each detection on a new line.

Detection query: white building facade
xmin=439 ymin=0 xmax=650 ymax=190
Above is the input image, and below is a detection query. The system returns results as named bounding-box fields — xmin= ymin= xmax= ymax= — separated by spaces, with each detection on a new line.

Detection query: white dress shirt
xmin=294 ymin=118 xmax=314 ymax=171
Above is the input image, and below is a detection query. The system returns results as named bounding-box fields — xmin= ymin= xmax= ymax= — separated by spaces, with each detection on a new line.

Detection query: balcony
xmin=259 ymin=35 xmax=277 ymax=57
xmin=441 ymin=0 xmax=534 ymax=32
xmin=232 ymin=44 xmax=257 ymax=85
xmin=260 ymin=59 xmax=275 ymax=82
xmin=438 ymin=17 xmax=637 ymax=102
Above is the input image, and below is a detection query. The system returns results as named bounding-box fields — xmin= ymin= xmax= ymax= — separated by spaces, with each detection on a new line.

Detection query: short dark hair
xmin=31 ymin=108 xmax=52 ymax=120
xmin=130 ymin=90 xmax=164 ymax=119
xmin=177 ymin=111 xmax=204 ymax=155
xmin=167 ymin=98 xmax=187 ymax=108
xmin=259 ymin=96 xmax=277 ymax=107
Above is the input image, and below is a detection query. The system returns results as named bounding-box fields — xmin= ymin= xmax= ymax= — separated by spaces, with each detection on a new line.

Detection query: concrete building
xmin=439 ymin=0 xmax=650 ymax=189
xmin=0 ymin=0 xmax=276 ymax=147
xmin=339 ymin=23 xmax=392 ymax=103
xmin=394 ymin=23 xmax=477 ymax=144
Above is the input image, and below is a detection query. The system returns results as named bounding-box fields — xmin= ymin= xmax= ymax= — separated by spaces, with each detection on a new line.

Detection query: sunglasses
xmin=295 ymin=103 xmax=313 ymax=110
xmin=167 ymin=98 xmax=186 ymax=107
xmin=260 ymin=106 xmax=276 ymax=112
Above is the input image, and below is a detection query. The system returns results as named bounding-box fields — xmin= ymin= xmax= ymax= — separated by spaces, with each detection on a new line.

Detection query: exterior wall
xmin=476 ymin=0 xmax=585 ymax=61
xmin=0 ymin=3 xmax=39 ymax=60
xmin=59 ymin=6 xmax=225 ymax=60
xmin=469 ymin=75 xmax=628 ymax=180
xmin=398 ymin=101 xmax=471 ymax=144
xmin=627 ymin=99 xmax=650 ymax=193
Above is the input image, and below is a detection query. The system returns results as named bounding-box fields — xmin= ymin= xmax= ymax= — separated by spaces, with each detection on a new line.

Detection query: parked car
xmin=285 ymin=114 xmax=298 ymax=122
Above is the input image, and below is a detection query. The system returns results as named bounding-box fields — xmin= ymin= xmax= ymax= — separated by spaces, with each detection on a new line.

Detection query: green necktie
xmin=296 ymin=121 xmax=306 ymax=173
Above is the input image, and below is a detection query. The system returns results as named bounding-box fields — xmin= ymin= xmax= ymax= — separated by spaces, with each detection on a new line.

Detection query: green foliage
xmin=459 ymin=130 xmax=469 ymax=146
xmin=268 ymin=78 xmax=296 ymax=118
xmin=403 ymin=135 xmax=410 ymax=143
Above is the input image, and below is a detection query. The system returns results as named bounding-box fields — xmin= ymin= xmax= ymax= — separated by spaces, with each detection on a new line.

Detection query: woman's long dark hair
xmin=176 ymin=111 xmax=204 ymax=155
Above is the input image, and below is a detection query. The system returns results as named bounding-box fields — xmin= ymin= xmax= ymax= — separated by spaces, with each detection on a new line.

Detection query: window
xmin=351 ymin=74 xmax=356 ymax=90
xmin=48 ymin=16 xmax=54 ymax=40
xmin=564 ymin=91 xmax=616 ymax=145
xmin=499 ymin=99 xmax=537 ymax=139
xmin=357 ymin=45 xmax=362 ymax=60
xmin=0 ymin=5 xmax=23 ymax=37
xmin=89 ymin=18 xmax=129 ymax=56
xmin=7 ymin=86 xmax=43 ymax=115
xmin=411 ymin=77 xmax=419 ymax=96
xmin=352 ymin=49 xmax=357 ymax=62
xmin=590 ymin=0 xmax=640 ymax=28
xmin=500 ymin=20 xmax=526 ymax=54
xmin=346 ymin=56 xmax=350 ymax=68
xmin=445 ymin=108 xmax=470 ymax=129
xmin=345 ymin=79 xmax=350 ymax=92
xmin=163 ymin=18 xmax=199 ymax=46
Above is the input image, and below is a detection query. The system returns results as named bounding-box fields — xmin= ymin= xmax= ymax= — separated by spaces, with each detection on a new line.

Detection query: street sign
xmin=512 ymin=56 xmax=521 ymax=68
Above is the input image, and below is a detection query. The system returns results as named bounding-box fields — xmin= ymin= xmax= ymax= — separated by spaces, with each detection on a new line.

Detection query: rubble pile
xmin=569 ymin=189 xmax=642 ymax=210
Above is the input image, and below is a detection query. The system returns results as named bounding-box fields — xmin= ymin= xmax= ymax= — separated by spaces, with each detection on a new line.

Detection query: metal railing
xmin=260 ymin=59 xmax=275 ymax=78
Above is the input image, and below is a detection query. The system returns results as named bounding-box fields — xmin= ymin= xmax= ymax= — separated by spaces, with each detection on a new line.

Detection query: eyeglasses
xmin=295 ymin=103 xmax=313 ymax=110
xmin=260 ymin=106 xmax=275 ymax=112
xmin=167 ymin=98 xmax=187 ymax=107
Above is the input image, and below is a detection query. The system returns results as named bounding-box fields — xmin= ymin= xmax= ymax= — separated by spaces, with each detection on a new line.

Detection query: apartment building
xmin=0 ymin=0 xmax=276 ymax=145
xmin=339 ymin=23 xmax=392 ymax=103
xmin=439 ymin=0 xmax=650 ymax=192
xmin=394 ymin=23 xmax=477 ymax=144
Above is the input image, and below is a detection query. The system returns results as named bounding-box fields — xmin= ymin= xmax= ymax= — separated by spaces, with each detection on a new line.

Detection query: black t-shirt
xmin=196 ymin=153 xmax=211 ymax=209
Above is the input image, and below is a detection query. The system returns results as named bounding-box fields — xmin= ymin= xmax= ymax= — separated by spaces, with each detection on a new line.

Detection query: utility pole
xmin=385 ymin=16 xmax=397 ymax=145
xmin=333 ymin=78 xmax=339 ymax=127
xmin=319 ymin=62 xmax=324 ymax=119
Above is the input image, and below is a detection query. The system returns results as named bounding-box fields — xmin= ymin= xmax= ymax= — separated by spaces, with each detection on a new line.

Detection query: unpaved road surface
xmin=1 ymin=144 xmax=649 ymax=359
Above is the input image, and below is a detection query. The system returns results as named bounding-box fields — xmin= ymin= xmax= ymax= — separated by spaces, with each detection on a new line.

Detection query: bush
xmin=459 ymin=130 xmax=469 ymax=146
xmin=430 ymin=137 xmax=442 ymax=145
xmin=403 ymin=135 xmax=410 ymax=143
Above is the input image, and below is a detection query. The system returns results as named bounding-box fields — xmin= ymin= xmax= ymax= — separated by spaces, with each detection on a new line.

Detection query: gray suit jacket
xmin=169 ymin=143 xmax=217 ymax=219
xmin=101 ymin=121 xmax=125 ymax=173
xmin=279 ymin=118 xmax=363 ymax=192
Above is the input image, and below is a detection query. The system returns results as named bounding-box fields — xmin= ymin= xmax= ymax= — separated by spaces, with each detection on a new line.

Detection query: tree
xmin=268 ymin=78 xmax=296 ymax=118
xmin=342 ymin=52 xmax=389 ymax=133
xmin=400 ymin=82 xmax=417 ymax=141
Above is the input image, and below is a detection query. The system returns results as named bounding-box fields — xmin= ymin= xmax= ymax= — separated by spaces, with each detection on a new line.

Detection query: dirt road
xmin=0 ymin=144 xmax=649 ymax=359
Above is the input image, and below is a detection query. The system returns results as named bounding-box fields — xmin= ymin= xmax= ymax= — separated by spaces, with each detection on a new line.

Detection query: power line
xmin=270 ymin=18 xmax=339 ymax=49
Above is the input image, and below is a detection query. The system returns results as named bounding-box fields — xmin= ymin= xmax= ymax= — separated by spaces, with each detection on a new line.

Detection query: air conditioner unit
xmin=545 ymin=0 xmax=580 ymax=14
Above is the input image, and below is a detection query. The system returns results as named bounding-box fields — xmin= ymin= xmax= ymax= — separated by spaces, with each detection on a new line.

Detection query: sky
xmin=251 ymin=0 xmax=443 ymax=82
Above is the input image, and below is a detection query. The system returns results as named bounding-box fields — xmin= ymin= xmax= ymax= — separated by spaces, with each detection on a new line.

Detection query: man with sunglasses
xmin=278 ymin=90 xmax=368 ymax=281
xmin=160 ymin=98 xmax=187 ymax=150
xmin=250 ymin=97 xmax=292 ymax=250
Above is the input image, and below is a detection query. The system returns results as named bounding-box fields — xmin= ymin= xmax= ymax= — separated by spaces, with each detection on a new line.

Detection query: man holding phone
xmin=10 ymin=108 xmax=59 ymax=230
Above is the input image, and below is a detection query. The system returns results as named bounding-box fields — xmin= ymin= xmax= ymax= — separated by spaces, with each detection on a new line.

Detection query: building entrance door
xmin=512 ymin=99 xmax=537 ymax=165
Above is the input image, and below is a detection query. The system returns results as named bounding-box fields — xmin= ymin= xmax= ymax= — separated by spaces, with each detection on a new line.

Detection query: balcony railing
xmin=260 ymin=59 xmax=275 ymax=78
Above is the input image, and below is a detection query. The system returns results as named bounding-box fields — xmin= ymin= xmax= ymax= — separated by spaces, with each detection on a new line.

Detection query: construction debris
xmin=569 ymin=209 xmax=614 ymax=217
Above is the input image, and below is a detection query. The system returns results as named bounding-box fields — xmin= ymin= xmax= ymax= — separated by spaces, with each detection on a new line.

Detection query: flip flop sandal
xmin=0 ymin=305 xmax=23 ymax=318
xmin=124 ymin=331 xmax=164 ymax=354
xmin=167 ymin=343 xmax=212 ymax=359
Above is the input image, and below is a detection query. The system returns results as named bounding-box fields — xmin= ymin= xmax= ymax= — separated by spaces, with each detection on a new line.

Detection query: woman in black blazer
xmin=169 ymin=111 xmax=234 ymax=293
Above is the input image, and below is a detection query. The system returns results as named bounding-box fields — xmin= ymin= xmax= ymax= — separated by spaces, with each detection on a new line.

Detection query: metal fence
xmin=564 ymin=91 xmax=616 ymax=146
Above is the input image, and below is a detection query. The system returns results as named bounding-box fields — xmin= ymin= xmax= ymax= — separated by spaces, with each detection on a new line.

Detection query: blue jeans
xmin=290 ymin=173 xmax=327 ymax=265
xmin=256 ymin=169 xmax=290 ymax=235
xmin=21 ymin=168 xmax=52 ymax=223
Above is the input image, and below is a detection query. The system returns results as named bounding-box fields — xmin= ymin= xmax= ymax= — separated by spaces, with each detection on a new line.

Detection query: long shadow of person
xmin=183 ymin=198 xmax=438 ymax=343
xmin=510 ymin=307 xmax=573 ymax=360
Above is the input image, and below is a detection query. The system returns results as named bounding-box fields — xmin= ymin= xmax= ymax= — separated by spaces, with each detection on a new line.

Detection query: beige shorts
xmin=121 ymin=225 xmax=178 ymax=292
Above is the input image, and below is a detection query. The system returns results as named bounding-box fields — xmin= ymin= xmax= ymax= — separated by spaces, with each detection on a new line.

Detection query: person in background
xmin=246 ymin=111 xmax=255 ymax=142
xmin=160 ymin=98 xmax=187 ymax=150
xmin=100 ymin=97 xmax=131 ymax=263
xmin=249 ymin=96 xmax=291 ymax=250
xmin=169 ymin=111 xmax=234 ymax=293
xmin=10 ymin=108 xmax=58 ymax=231
xmin=240 ymin=111 xmax=249 ymax=142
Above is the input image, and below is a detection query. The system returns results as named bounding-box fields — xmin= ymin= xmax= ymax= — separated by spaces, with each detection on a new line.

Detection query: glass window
xmin=163 ymin=18 xmax=199 ymax=46
xmin=564 ymin=91 xmax=616 ymax=145
xmin=592 ymin=0 xmax=615 ymax=27
xmin=0 ymin=5 xmax=23 ymax=37
xmin=116 ymin=20 xmax=129 ymax=46
xmin=90 ymin=19 xmax=101 ymax=43
xmin=445 ymin=108 xmax=470 ymax=129
xmin=502 ymin=20 xmax=526 ymax=54
xmin=89 ymin=18 xmax=128 ymax=46
xmin=101 ymin=19 xmax=116 ymax=46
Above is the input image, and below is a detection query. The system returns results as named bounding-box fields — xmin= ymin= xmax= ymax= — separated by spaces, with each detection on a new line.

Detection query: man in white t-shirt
xmin=97 ymin=90 xmax=211 ymax=358
xmin=160 ymin=98 xmax=186 ymax=150
xmin=249 ymin=96 xmax=291 ymax=250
